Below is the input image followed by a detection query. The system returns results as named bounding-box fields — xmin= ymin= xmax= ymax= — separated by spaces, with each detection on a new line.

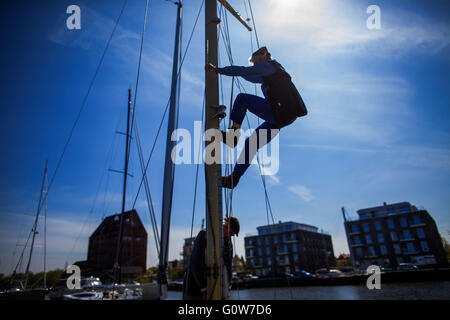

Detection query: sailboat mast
xmin=24 ymin=159 xmax=48 ymax=289
xmin=116 ymin=88 xmax=132 ymax=284
xmin=158 ymin=0 xmax=183 ymax=300
xmin=43 ymin=166 xmax=48 ymax=289
xmin=205 ymin=0 xmax=224 ymax=300
xmin=122 ymin=89 xmax=132 ymax=214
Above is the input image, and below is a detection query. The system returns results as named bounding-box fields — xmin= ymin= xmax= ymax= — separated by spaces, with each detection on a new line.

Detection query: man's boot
xmin=222 ymin=170 xmax=242 ymax=189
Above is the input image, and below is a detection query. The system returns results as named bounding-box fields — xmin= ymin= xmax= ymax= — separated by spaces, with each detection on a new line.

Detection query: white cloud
xmin=257 ymin=0 xmax=450 ymax=57
xmin=287 ymin=184 xmax=314 ymax=202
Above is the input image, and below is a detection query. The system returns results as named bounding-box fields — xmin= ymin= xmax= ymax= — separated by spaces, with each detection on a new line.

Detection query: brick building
xmin=86 ymin=209 xmax=147 ymax=280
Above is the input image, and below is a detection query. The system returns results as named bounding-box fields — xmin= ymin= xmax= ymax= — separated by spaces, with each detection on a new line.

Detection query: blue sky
xmin=1 ymin=0 xmax=449 ymax=275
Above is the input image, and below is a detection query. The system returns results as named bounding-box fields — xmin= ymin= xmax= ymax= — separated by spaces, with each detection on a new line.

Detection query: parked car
xmin=315 ymin=268 xmax=345 ymax=279
xmin=295 ymin=270 xmax=313 ymax=278
xmin=397 ymin=263 xmax=418 ymax=271
xmin=242 ymin=274 xmax=259 ymax=281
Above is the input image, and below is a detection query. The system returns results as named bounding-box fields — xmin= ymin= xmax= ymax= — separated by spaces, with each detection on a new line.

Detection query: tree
xmin=442 ymin=235 xmax=450 ymax=260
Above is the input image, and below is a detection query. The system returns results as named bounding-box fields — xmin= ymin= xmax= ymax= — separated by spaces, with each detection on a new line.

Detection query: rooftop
xmin=244 ymin=221 xmax=329 ymax=237
xmin=345 ymin=202 xmax=425 ymax=222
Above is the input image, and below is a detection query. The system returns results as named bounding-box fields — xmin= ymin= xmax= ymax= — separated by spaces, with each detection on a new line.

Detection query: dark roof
xmin=90 ymin=209 xmax=147 ymax=239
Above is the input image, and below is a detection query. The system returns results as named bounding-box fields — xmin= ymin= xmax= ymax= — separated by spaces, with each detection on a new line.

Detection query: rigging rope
xmin=131 ymin=0 xmax=205 ymax=210
xmin=44 ymin=0 xmax=129 ymax=201
xmin=113 ymin=0 xmax=150 ymax=282
xmin=13 ymin=2 xmax=130 ymax=280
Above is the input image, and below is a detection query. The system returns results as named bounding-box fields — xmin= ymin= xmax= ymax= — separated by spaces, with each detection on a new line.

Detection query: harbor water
xmin=167 ymin=281 xmax=450 ymax=300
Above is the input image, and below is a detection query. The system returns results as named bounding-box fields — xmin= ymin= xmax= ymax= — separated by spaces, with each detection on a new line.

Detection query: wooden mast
xmin=204 ymin=0 xmax=252 ymax=300
xmin=205 ymin=0 xmax=223 ymax=300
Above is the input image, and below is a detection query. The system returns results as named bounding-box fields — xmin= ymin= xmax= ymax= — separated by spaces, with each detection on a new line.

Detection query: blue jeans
xmin=230 ymin=93 xmax=279 ymax=175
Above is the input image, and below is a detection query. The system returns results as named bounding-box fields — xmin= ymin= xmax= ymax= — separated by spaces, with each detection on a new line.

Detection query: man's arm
xmin=206 ymin=62 xmax=275 ymax=83
xmin=218 ymin=63 xmax=274 ymax=78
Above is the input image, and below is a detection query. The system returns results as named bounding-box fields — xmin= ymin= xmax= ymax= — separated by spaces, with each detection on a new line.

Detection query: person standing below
xmin=205 ymin=46 xmax=307 ymax=189
xmin=182 ymin=216 xmax=240 ymax=300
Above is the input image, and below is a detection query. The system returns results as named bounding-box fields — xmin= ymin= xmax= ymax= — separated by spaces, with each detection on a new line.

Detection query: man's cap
xmin=225 ymin=216 xmax=240 ymax=237
xmin=251 ymin=46 xmax=270 ymax=58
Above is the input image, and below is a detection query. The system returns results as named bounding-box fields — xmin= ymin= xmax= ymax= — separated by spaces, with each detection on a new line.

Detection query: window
xmin=420 ymin=241 xmax=430 ymax=252
xmin=355 ymin=247 xmax=363 ymax=257
xmin=417 ymin=228 xmax=426 ymax=239
xmin=258 ymin=248 xmax=262 ymax=256
xmin=265 ymin=237 xmax=270 ymax=245
xmin=273 ymin=236 xmax=278 ymax=244
xmin=367 ymin=247 xmax=376 ymax=257
xmin=350 ymin=224 xmax=359 ymax=233
xmin=411 ymin=215 xmax=424 ymax=225
xmin=394 ymin=244 xmax=401 ymax=255
xmin=267 ymin=257 xmax=271 ymax=266
xmin=377 ymin=233 xmax=385 ymax=243
xmin=402 ymin=230 xmax=413 ymax=240
xmin=352 ymin=236 xmax=361 ymax=245
xmin=282 ymin=234 xmax=287 ymax=243
xmin=374 ymin=221 xmax=382 ymax=231
xmin=257 ymin=238 xmax=261 ymax=246
xmin=248 ymin=249 xmax=255 ymax=257
xmin=363 ymin=223 xmax=370 ymax=232
xmin=387 ymin=219 xmax=395 ymax=229
xmin=359 ymin=212 xmax=371 ymax=219
xmin=398 ymin=206 xmax=411 ymax=213
xmin=365 ymin=234 xmax=373 ymax=244
xmin=390 ymin=231 xmax=398 ymax=241
xmin=266 ymin=247 xmax=270 ymax=255
xmin=380 ymin=245 xmax=388 ymax=256
xmin=293 ymin=244 xmax=298 ymax=252
xmin=400 ymin=217 xmax=408 ymax=228
xmin=293 ymin=254 xmax=299 ymax=263
xmin=406 ymin=242 xmax=416 ymax=253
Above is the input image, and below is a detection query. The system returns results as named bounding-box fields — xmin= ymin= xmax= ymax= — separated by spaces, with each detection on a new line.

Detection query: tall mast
xmin=24 ymin=159 xmax=48 ymax=289
xmin=122 ymin=89 xmax=132 ymax=214
xmin=204 ymin=0 xmax=224 ymax=300
xmin=116 ymin=88 xmax=132 ymax=284
xmin=204 ymin=0 xmax=252 ymax=301
xmin=43 ymin=166 xmax=48 ymax=289
xmin=158 ymin=0 xmax=183 ymax=300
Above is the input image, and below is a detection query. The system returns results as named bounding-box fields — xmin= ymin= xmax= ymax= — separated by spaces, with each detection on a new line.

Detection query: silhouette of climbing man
xmin=182 ymin=216 xmax=240 ymax=300
xmin=206 ymin=47 xmax=307 ymax=189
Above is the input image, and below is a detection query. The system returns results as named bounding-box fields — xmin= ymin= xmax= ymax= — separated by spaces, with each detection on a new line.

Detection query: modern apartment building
xmin=343 ymin=202 xmax=447 ymax=270
xmin=244 ymin=221 xmax=335 ymax=276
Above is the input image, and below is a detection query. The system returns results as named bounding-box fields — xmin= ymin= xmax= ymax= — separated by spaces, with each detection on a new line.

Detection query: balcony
xmin=351 ymin=243 xmax=364 ymax=247
xmin=403 ymin=250 xmax=420 ymax=255
xmin=276 ymin=251 xmax=290 ymax=256
xmin=409 ymin=223 xmax=426 ymax=228
xmin=399 ymin=238 xmax=415 ymax=242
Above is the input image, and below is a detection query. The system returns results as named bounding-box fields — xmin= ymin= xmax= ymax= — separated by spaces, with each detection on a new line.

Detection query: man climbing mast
xmin=205 ymin=46 xmax=308 ymax=189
